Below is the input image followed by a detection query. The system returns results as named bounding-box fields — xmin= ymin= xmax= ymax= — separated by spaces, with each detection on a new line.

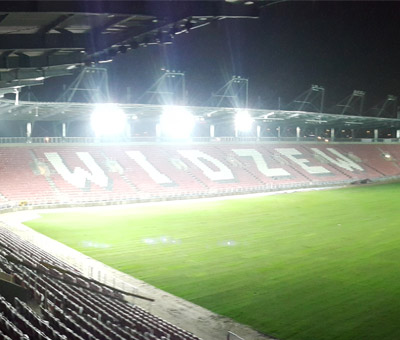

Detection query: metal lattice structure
xmin=331 ymin=90 xmax=366 ymax=116
xmin=210 ymin=76 xmax=249 ymax=108
xmin=286 ymin=85 xmax=325 ymax=113
xmin=57 ymin=67 xmax=110 ymax=103
xmin=367 ymin=95 xmax=398 ymax=118
xmin=137 ymin=70 xmax=186 ymax=105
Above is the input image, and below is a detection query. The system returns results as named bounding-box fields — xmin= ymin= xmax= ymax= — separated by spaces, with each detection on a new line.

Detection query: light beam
xmin=160 ymin=106 xmax=195 ymax=139
xmin=91 ymin=103 xmax=127 ymax=136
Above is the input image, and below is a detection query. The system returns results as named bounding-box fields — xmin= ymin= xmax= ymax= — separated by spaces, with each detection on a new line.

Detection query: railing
xmin=0 ymin=178 xmax=370 ymax=214
xmin=0 ymin=136 xmax=399 ymax=144
xmin=3 ymin=173 xmax=400 ymax=215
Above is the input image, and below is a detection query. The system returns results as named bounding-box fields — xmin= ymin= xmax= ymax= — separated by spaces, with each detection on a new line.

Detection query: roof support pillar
xmin=256 ymin=125 xmax=261 ymax=140
xmin=396 ymin=130 xmax=400 ymax=139
xmin=330 ymin=127 xmax=335 ymax=141
xmin=62 ymin=122 xmax=67 ymax=138
xmin=14 ymin=88 xmax=20 ymax=106
xmin=26 ymin=122 xmax=32 ymax=138
xmin=315 ymin=126 xmax=320 ymax=140
xmin=296 ymin=126 xmax=301 ymax=141
xmin=374 ymin=128 xmax=379 ymax=141
xmin=210 ymin=124 xmax=215 ymax=138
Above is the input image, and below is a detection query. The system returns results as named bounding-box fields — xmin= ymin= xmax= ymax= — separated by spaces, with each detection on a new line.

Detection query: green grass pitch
xmin=26 ymin=183 xmax=400 ymax=340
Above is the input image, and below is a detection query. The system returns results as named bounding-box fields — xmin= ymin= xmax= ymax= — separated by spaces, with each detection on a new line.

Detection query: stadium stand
xmin=0 ymin=225 xmax=201 ymax=340
xmin=0 ymin=143 xmax=399 ymax=210
xmin=0 ymin=141 xmax=399 ymax=340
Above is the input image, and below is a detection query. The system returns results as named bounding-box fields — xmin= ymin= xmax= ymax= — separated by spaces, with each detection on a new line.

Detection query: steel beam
xmin=0 ymin=1 xmax=260 ymax=18
xmin=0 ymin=34 xmax=87 ymax=50
xmin=37 ymin=14 xmax=74 ymax=34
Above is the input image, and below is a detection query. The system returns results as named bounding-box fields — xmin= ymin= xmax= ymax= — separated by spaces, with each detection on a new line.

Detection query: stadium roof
xmin=2 ymin=98 xmax=400 ymax=129
xmin=0 ymin=1 xmax=398 ymax=131
xmin=0 ymin=1 xmax=259 ymax=94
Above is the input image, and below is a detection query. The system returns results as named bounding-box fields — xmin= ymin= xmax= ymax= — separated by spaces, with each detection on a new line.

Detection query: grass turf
xmin=25 ymin=183 xmax=400 ymax=340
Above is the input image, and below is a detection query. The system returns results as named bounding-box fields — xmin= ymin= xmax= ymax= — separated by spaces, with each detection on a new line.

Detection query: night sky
xmin=38 ymin=1 xmax=400 ymax=113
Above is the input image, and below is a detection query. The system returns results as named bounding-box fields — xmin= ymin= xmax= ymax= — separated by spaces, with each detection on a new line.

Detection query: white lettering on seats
xmin=276 ymin=148 xmax=330 ymax=174
xmin=232 ymin=149 xmax=289 ymax=177
xmin=45 ymin=152 xmax=109 ymax=188
xmin=311 ymin=148 xmax=364 ymax=172
xmin=125 ymin=151 xmax=172 ymax=184
xmin=178 ymin=150 xmax=234 ymax=181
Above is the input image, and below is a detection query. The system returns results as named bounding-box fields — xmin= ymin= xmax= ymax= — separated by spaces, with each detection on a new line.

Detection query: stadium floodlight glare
xmin=160 ymin=105 xmax=195 ymax=139
xmin=91 ymin=103 xmax=127 ymax=136
xmin=235 ymin=109 xmax=253 ymax=132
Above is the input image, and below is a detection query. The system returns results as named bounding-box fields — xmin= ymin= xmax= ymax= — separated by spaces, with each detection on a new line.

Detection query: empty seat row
xmin=0 ymin=225 xmax=201 ymax=340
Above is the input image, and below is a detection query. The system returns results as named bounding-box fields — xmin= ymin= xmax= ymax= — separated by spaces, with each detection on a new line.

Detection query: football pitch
xmin=26 ymin=183 xmax=400 ymax=340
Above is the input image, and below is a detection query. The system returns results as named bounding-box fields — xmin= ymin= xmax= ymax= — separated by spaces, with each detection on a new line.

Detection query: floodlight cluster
xmin=91 ymin=103 xmax=127 ymax=136
xmin=235 ymin=109 xmax=253 ymax=132
xmin=160 ymin=106 xmax=195 ymax=139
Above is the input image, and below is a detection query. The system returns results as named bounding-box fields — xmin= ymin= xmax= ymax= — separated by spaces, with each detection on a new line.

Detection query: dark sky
xmin=40 ymin=1 xmax=400 ymax=111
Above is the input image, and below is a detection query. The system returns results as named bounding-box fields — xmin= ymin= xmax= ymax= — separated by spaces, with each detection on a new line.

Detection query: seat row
xmin=0 ymin=226 xmax=201 ymax=340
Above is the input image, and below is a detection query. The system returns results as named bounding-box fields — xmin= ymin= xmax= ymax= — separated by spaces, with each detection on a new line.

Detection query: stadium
xmin=1 ymin=1 xmax=400 ymax=340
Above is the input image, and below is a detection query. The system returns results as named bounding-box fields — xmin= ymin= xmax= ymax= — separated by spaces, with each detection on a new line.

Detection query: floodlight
xmin=91 ymin=103 xmax=127 ymax=136
xmin=160 ymin=106 xmax=195 ymax=139
xmin=235 ymin=110 xmax=253 ymax=132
